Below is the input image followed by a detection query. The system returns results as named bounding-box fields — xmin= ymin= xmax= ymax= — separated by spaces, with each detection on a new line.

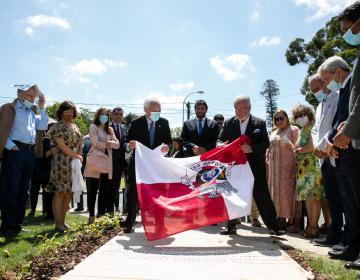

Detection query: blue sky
xmin=0 ymin=0 xmax=354 ymax=128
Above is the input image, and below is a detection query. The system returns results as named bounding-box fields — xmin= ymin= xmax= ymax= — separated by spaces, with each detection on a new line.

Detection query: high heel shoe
xmin=302 ymin=226 xmax=319 ymax=238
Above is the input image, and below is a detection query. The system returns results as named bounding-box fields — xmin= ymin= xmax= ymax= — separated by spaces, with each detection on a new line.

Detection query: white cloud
xmin=103 ymin=60 xmax=128 ymax=67
xmin=133 ymin=92 xmax=184 ymax=109
xmin=169 ymin=82 xmax=194 ymax=92
xmin=293 ymin=0 xmax=354 ymax=21
xmin=65 ymin=58 xmax=107 ymax=83
xmin=26 ymin=15 xmax=71 ymax=28
xmin=251 ymin=11 xmax=259 ymax=20
xmin=210 ymin=54 xmax=257 ymax=81
xmin=255 ymin=2 xmax=259 ymax=7
xmin=25 ymin=27 xmax=34 ymax=36
xmin=96 ymin=94 xmax=104 ymax=100
xmin=250 ymin=36 xmax=281 ymax=47
xmin=60 ymin=3 xmax=68 ymax=8
xmin=93 ymin=84 xmax=98 ymax=88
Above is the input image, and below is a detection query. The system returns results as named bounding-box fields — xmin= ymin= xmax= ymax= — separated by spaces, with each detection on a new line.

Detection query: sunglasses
xmin=293 ymin=114 xmax=305 ymax=120
xmin=274 ymin=116 xmax=285 ymax=122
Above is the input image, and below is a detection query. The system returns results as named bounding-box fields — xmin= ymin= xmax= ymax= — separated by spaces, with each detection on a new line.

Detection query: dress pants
xmin=0 ymin=147 xmax=35 ymax=233
xmin=43 ymin=189 xmax=54 ymax=219
xmin=88 ymin=174 xmax=111 ymax=217
xmin=30 ymin=164 xmax=42 ymax=212
xmin=249 ymin=197 xmax=259 ymax=220
xmin=228 ymin=178 xmax=279 ymax=231
xmin=107 ymin=164 xmax=123 ymax=213
xmin=125 ymin=177 xmax=138 ymax=228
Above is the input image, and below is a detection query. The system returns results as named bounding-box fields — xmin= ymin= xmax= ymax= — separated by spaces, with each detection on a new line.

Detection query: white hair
xmin=318 ymin=56 xmax=350 ymax=74
xmin=143 ymin=96 xmax=161 ymax=109
xmin=308 ymin=73 xmax=324 ymax=85
xmin=234 ymin=95 xmax=251 ymax=106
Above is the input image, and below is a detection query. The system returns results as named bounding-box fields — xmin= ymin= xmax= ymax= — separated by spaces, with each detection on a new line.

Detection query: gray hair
xmin=308 ymin=73 xmax=324 ymax=85
xmin=234 ymin=95 xmax=251 ymax=106
xmin=318 ymin=56 xmax=350 ymax=74
xmin=143 ymin=96 xmax=161 ymax=109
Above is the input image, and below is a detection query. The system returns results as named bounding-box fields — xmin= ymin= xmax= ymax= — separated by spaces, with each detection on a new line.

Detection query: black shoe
xmin=74 ymin=208 xmax=84 ymax=211
xmin=314 ymin=234 xmax=341 ymax=247
xmin=211 ymin=224 xmax=217 ymax=226
xmin=12 ymin=225 xmax=31 ymax=232
xmin=28 ymin=210 xmax=35 ymax=216
xmin=123 ymin=227 xmax=135 ymax=233
xmin=220 ymin=227 xmax=237 ymax=235
xmin=345 ymin=257 xmax=360 ymax=269
xmin=328 ymin=248 xmax=359 ymax=260
xmin=268 ymin=229 xmax=286 ymax=236
xmin=1 ymin=231 xmax=15 ymax=237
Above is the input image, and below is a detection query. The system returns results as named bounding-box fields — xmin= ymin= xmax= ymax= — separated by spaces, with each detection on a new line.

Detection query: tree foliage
xmin=285 ymin=16 xmax=359 ymax=107
xmin=259 ymin=79 xmax=280 ymax=129
xmin=170 ymin=127 xmax=181 ymax=137
xmin=121 ymin=112 xmax=137 ymax=128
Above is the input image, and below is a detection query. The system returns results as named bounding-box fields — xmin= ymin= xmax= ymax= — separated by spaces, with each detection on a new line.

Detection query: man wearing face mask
xmin=0 ymin=85 xmax=48 ymax=237
xmin=123 ymin=97 xmax=172 ymax=233
xmin=213 ymin=114 xmax=224 ymax=133
xmin=310 ymin=74 xmax=349 ymax=250
xmin=180 ymin=100 xmax=219 ymax=157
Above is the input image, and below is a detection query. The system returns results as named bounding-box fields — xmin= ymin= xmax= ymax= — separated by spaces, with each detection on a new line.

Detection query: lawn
xmin=0 ymin=210 xmax=88 ymax=271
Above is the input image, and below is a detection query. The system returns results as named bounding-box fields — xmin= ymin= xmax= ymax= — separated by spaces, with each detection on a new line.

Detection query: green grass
xmin=0 ymin=210 xmax=88 ymax=270
xmin=296 ymin=251 xmax=359 ymax=280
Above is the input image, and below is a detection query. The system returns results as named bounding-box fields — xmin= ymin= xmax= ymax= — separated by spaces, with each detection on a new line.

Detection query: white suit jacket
xmin=311 ymin=92 xmax=339 ymax=167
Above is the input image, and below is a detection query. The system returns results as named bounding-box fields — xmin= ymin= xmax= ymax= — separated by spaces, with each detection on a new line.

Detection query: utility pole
xmin=186 ymin=102 xmax=190 ymax=120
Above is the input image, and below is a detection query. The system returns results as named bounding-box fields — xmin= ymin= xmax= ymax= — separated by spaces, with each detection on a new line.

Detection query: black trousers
xmin=30 ymin=168 xmax=42 ymax=212
xmin=107 ymin=164 xmax=123 ymax=213
xmin=125 ymin=177 xmax=138 ymax=228
xmin=43 ymin=190 xmax=54 ymax=219
xmin=88 ymin=174 xmax=111 ymax=217
xmin=228 ymin=178 xmax=279 ymax=231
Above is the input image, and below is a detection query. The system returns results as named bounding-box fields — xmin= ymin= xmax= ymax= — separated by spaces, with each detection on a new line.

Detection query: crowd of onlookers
xmin=0 ymin=2 xmax=359 ymax=275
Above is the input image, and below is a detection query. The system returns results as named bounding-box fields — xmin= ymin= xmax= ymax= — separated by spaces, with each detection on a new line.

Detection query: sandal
xmin=302 ymin=226 xmax=319 ymax=238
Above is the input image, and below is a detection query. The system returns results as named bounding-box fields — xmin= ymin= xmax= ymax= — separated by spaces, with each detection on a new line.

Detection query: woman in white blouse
xmin=170 ymin=137 xmax=185 ymax=158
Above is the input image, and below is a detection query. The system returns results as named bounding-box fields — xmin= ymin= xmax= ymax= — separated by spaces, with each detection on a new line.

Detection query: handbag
xmin=86 ymin=143 xmax=111 ymax=173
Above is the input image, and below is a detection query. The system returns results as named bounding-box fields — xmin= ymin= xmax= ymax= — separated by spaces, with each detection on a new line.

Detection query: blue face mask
xmin=22 ymin=99 xmax=34 ymax=109
xmin=327 ymin=72 xmax=342 ymax=92
xmin=85 ymin=139 xmax=91 ymax=145
xmin=100 ymin=115 xmax=108 ymax=124
xmin=150 ymin=112 xmax=160 ymax=122
xmin=343 ymin=19 xmax=360 ymax=46
xmin=314 ymin=88 xmax=327 ymax=102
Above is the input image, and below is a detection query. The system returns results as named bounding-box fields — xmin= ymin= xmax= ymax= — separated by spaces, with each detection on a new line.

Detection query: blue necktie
xmin=149 ymin=122 xmax=154 ymax=147
xmin=198 ymin=120 xmax=203 ymax=135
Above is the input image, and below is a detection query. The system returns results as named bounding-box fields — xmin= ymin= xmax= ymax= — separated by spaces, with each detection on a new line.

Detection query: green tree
xmin=259 ymin=79 xmax=280 ymax=129
xmin=122 ymin=112 xmax=136 ymax=128
xmin=285 ymin=16 xmax=359 ymax=107
xmin=170 ymin=127 xmax=181 ymax=137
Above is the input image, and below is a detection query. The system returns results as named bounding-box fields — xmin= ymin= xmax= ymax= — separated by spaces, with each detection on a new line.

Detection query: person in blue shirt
xmin=0 ymin=85 xmax=48 ymax=237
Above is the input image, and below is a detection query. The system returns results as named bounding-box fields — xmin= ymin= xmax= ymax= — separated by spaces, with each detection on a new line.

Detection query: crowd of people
xmin=0 ymin=2 xmax=359 ymax=275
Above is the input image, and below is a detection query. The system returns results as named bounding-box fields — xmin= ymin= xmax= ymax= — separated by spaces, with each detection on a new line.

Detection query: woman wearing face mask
xmin=291 ymin=104 xmax=326 ymax=238
xmin=84 ymin=107 xmax=119 ymax=224
xmin=46 ymin=101 xmax=84 ymax=231
xmin=266 ymin=110 xmax=302 ymax=233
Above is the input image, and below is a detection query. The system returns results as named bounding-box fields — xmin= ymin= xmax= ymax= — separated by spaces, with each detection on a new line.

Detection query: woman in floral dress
xmin=291 ymin=104 xmax=326 ymax=238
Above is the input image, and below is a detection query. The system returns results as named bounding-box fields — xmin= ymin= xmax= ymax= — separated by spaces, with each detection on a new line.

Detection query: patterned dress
xmin=266 ymin=126 xmax=302 ymax=219
xmin=46 ymin=122 xmax=83 ymax=194
xmin=295 ymin=123 xmax=326 ymax=201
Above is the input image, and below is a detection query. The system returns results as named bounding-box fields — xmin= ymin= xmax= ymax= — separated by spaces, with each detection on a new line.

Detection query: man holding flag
xmin=217 ymin=95 xmax=285 ymax=236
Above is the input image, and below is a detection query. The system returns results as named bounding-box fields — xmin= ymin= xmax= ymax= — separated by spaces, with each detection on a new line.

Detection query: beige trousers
xmin=249 ymin=197 xmax=259 ymax=220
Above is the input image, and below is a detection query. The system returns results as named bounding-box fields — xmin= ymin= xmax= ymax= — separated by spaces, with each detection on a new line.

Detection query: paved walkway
xmin=60 ymin=215 xmax=310 ymax=280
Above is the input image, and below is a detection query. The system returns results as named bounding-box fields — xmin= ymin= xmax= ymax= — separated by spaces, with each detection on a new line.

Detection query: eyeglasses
xmin=274 ymin=116 xmax=285 ymax=122
xmin=293 ymin=114 xmax=305 ymax=120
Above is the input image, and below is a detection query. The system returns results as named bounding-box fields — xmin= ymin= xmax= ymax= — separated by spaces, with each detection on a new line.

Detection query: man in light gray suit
xmin=310 ymin=74 xmax=348 ymax=250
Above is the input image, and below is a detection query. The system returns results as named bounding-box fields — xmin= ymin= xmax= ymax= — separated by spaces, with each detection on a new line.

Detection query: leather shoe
xmin=220 ymin=227 xmax=237 ymax=235
xmin=251 ymin=218 xmax=262 ymax=227
xmin=1 ymin=231 xmax=16 ymax=237
xmin=236 ymin=218 xmax=242 ymax=224
xmin=74 ymin=207 xmax=84 ymax=211
xmin=123 ymin=227 xmax=135 ymax=233
xmin=268 ymin=229 xmax=286 ymax=236
xmin=314 ymin=234 xmax=341 ymax=247
xmin=344 ymin=257 xmax=360 ymax=269
xmin=13 ymin=225 xmax=31 ymax=232
xmin=332 ymin=241 xmax=346 ymax=251
xmin=328 ymin=248 xmax=359 ymax=260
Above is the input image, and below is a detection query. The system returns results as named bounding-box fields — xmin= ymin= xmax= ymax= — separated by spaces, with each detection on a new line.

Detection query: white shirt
xmin=320 ymin=91 xmax=334 ymax=119
xmin=195 ymin=116 xmax=206 ymax=134
xmin=239 ymin=115 xmax=250 ymax=135
xmin=172 ymin=150 xmax=180 ymax=158
xmin=111 ymin=121 xmax=122 ymax=139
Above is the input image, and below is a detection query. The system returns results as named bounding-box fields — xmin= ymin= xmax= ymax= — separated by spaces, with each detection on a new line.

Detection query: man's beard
xmin=196 ymin=113 xmax=205 ymax=119
xmin=236 ymin=113 xmax=249 ymax=122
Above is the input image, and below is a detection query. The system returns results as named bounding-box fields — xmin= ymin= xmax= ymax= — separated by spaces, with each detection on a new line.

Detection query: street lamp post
xmin=182 ymin=91 xmax=204 ymax=124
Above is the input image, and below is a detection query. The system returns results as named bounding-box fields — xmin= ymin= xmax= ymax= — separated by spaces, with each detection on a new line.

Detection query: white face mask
xmin=296 ymin=115 xmax=309 ymax=127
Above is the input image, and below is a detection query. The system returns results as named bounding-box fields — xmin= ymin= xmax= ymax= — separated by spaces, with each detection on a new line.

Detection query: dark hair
xmin=93 ymin=107 xmax=112 ymax=135
xmin=213 ymin=114 xmax=224 ymax=121
xmin=55 ymin=100 xmax=77 ymax=121
xmin=271 ymin=109 xmax=290 ymax=132
xmin=170 ymin=136 xmax=183 ymax=157
xmin=194 ymin=100 xmax=208 ymax=110
xmin=112 ymin=107 xmax=123 ymax=114
xmin=338 ymin=2 xmax=360 ymax=23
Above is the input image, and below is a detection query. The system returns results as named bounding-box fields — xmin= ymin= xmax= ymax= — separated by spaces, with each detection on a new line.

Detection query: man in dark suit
xmin=107 ymin=107 xmax=128 ymax=213
xmin=180 ymin=100 xmax=219 ymax=157
xmin=123 ymin=97 xmax=172 ymax=233
xmin=217 ymin=95 xmax=285 ymax=236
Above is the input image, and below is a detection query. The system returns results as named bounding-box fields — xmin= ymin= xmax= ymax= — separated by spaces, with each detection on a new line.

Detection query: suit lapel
xmin=233 ymin=117 xmax=241 ymax=137
xmin=244 ymin=115 xmax=255 ymax=136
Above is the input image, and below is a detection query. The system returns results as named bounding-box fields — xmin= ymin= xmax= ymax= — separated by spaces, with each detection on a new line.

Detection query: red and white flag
xmin=135 ymin=135 xmax=254 ymax=241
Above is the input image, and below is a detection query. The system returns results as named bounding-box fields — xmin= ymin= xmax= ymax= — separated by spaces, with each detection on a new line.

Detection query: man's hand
xmin=328 ymin=147 xmax=339 ymax=158
xmin=128 ymin=140 xmax=136 ymax=150
xmin=197 ymin=147 xmax=207 ymax=155
xmin=217 ymin=141 xmax=229 ymax=148
xmin=192 ymin=145 xmax=199 ymax=155
xmin=333 ymin=131 xmax=351 ymax=149
xmin=11 ymin=146 xmax=19 ymax=151
xmin=337 ymin=121 xmax=346 ymax=132
xmin=240 ymin=143 xmax=252 ymax=153
xmin=325 ymin=142 xmax=333 ymax=155
xmin=313 ymin=148 xmax=330 ymax=159
xmin=38 ymin=94 xmax=46 ymax=109
xmin=161 ymin=144 xmax=169 ymax=153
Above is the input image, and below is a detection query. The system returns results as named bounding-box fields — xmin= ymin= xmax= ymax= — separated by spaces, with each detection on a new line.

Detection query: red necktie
xmin=116 ymin=125 xmax=121 ymax=157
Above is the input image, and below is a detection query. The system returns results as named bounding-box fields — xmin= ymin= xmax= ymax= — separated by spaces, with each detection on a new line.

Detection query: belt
xmin=13 ymin=140 xmax=36 ymax=149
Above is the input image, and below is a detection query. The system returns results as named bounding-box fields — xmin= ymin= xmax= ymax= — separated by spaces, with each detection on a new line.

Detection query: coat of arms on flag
xmin=135 ymin=135 xmax=254 ymax=241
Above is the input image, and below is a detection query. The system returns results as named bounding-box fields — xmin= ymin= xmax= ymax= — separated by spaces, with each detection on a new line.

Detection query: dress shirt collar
xmin=341 ymin=72 xmax=352 ymax=89
xmin=146 ymin=116 xmax=154 ymax=126
xmin=111 ymin=120 xmax=121 ymax=128
xmin=239 ymin=115 xmax=250 ymax=126
xmin=15 ymin=99 xmax=25 ymax=109
xmin=195 ymin=116 xmax=206 ymax=122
